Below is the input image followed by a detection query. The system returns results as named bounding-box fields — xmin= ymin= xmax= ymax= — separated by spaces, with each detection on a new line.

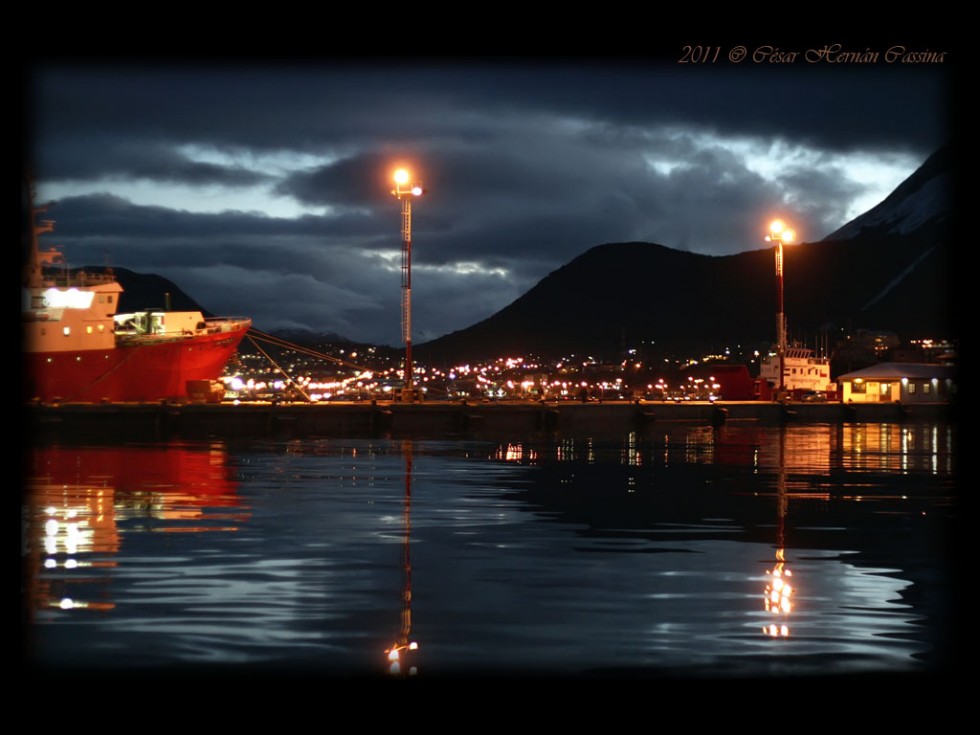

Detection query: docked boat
xmin=23 ymin=198 xmax=252 ymax=403
xmin=758 ymin=345 xmax=832 ymax=396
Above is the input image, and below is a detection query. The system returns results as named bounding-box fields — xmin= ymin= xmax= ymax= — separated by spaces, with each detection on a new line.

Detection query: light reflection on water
xmin=22 ymin=423 xmax=956 ymax=678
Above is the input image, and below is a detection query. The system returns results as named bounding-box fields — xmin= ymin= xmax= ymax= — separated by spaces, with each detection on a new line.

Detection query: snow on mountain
xmin=822 ymin=146 xmax=950 ymax=241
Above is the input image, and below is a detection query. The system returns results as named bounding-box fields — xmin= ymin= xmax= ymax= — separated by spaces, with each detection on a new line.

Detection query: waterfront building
xmin=837 ymin=362 xmax=956 ymax=404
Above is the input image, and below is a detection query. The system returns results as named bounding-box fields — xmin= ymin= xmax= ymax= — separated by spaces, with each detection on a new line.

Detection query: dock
xmin=25 ymin=399 xmax=956 ymax=441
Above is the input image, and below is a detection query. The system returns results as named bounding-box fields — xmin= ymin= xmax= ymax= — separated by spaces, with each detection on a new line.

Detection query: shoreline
xmin=25 ymin=399 xmax=957 ymax=441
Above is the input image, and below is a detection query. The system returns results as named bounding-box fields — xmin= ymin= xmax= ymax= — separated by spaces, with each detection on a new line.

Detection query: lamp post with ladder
xmin=765 ymin=219 xmax=796 ymax=396
xmin=391 ymin=168 xmax=426 ymax=403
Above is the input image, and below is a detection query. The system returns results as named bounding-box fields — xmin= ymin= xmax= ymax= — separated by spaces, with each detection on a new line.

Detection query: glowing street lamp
xmin=391 ymin=168 xmax=426 ymax=403
xmin=765 ymin=219 xmax=796 ymax=394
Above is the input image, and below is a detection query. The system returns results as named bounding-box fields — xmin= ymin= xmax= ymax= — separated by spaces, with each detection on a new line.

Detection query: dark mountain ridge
xmin=110 ymin=267 xmax=208 ymax=315
xmin=417 ymin=145 xmax=953 ymax=364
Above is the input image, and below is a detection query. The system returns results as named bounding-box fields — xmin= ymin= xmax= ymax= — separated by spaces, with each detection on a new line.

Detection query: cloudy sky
xmin=25 ymin=51 xmax=951 ymax=346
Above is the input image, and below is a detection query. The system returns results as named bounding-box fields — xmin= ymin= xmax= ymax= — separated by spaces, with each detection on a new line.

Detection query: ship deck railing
xmin=204 ymin=317 xmax=252 ymax=332
xmin=41 ymin=271 xmax=118 ymax=287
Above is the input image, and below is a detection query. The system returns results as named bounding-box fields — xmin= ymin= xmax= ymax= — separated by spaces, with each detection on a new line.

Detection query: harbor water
xmin=22 ymin=421 xmax=958 ymax=681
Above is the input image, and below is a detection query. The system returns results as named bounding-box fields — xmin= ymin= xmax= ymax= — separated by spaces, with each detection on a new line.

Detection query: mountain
xmin=416 ymin=145 xmax=953 ymax=364
xmin=50 ymin=266 xmax=210 ymax=315
xmin=109 ymin=268 xmax=209 ymax=315
xmin=99 ymin=270 xmax=356 ymax=346
xmin=260 ymin=328 xmax=355 ymax=346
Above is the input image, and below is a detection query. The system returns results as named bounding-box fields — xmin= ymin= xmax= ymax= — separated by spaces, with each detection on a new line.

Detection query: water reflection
xmin=23 ymin=443 xmax=246 ymax=620
xmin=763 ymin=550 xmax=793 ymax=638
xmin=840 ymin=423 xmax=955 ymax=474
xmin=486 ymin=422 xmax=953 ymax=673
xmin=22 ymin=422 xmax=955 ymax=677
xmin=491 ymin=422 xmax=955 ymax=490
xmin=762 ymin=426 xmax=794 ymax=638
xmin=384 ymin=440 xmax=419 ymax=677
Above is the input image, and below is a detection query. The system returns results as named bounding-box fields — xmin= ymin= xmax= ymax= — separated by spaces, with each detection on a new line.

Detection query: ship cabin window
xmin=63 ymin=326 xmax=70 ymax=336
xmin=851 ymin=381 xmax=866 ymax=394
xmin=908 ymin=382 xmax=916 ymax=394
xmin=922 ymin=383 xmax=931 ymax=395
xmin=98 ymin=295 xmax=104 ymax=303
xmin=108 ymin=295 xmax=113 ymax=304
xmin=98 ymin=324 xmax=105 ymax=333
xmin=86 ymin=326 xmax=93 ymax=334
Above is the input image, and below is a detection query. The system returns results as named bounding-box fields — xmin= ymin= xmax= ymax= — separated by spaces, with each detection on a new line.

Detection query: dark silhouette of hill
xmin=416 ymin=145 xmax=952 ymax=364
xmin=63 ymin=268 xmax=357 ymax=347
xmin=109 ymin=268 xmax=210 ymax=315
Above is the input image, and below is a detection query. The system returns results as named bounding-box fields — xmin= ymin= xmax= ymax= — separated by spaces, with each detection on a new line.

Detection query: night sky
xmin=25 ymin=52 xmax=951 ymax=346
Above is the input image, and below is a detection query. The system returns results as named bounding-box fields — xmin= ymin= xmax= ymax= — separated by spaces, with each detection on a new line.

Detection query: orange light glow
xmin=763 ymin=553 xmax=795 ymax=636
xmin=393 ymin=168 xmax=410 ymax=185
xmin=767 ymin=219 xmax=797 ymax=243
xmin=384 ymin=641 xmax=419 ymax=677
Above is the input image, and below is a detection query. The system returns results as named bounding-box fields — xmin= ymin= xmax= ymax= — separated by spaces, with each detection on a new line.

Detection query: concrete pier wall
xmin=25 ymin=399 xmax=956 ymax=442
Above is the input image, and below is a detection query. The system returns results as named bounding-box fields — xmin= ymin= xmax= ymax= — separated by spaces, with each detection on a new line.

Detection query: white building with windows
xmin=838 ymin=363 xmax=956 ymax=404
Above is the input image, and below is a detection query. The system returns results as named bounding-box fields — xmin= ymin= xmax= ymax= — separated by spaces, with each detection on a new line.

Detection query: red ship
xmin=23 ymin=199 xmax=252 ymax=403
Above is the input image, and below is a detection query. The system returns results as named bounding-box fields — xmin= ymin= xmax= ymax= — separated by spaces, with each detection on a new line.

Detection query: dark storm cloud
xmin=35 ymin=138 xmax=271 ymax=186
xmin=28 ymin=58 xmax=951 ymax=343
xmin=31 ymin=66 xmax=499 ymax=154
xmin=31 ymin=63 xmax=946 ymax=157
xmin=273 ymin=132 xmax=662 ymax=272
xmin=48 ymin=193 xmax=381 ymax=243
xmin=560 ymin=65 xmax=948 ymax=153
xmin=41 ymin=192 xmax=522 ymax=342
xmin=278 ymin=140 xmax=597 ymax=212
xmin=276 ymin=151 xmax=400 ymax=208
xmin=158 ymin=245 xmax=522 ymax=343
xmin=774 ymin=163 xmax=867 ymax=240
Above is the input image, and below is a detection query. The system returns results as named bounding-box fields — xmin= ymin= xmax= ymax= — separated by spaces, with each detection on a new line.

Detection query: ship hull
xmin=24 ymin=323 xmax=250 ymax=403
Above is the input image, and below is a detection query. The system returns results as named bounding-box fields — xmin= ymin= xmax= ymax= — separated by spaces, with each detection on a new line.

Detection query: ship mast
xmin=24 ymin=188 xmax=61 ymax=290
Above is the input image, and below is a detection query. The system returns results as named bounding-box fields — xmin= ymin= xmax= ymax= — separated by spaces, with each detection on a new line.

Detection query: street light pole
xmin=392 ymin=169 xmax=425 ymax=403
xmin=766 ymin=219 xmax=795 ymax=395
